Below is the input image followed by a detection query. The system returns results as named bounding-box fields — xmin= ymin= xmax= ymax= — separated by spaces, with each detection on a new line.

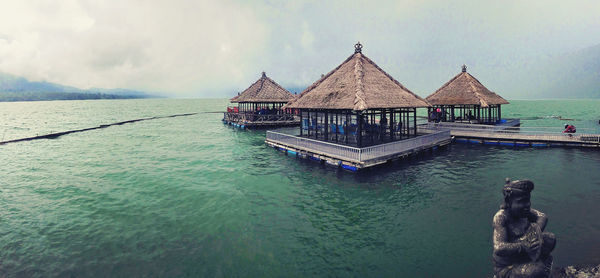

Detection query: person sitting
xmin=493 ymin=179 xmax=556 ymax=278
xmin=563 ymin=124 xmax=576 ymax=134
xmin=429 ymin=110 xmax=437 ymax=122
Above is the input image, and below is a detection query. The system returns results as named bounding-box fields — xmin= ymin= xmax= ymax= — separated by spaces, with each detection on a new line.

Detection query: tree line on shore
xmin=0 ymin=91 xmax=149 ymax=102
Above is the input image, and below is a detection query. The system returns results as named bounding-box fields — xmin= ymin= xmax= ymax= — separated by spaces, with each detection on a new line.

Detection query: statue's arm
xmin=493 ymin=212 xmax=523 ymax=256
xmin=528 ymin=209 xmax=548 ymax=231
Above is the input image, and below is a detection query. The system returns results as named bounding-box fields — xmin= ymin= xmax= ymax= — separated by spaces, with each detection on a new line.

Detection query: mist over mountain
xmin=281 ymin=44 xmax=600 ymax=100
xmin=0 ymin=72 xmax=157 ymax=101
xmin=495 ymin=43 xmax=600 ymax=99
xmin=2 ymin=43 xmax=598 ymax=101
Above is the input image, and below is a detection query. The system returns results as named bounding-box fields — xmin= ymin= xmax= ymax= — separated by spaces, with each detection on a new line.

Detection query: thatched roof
xmin=231 ymin=72 xmax=294 ymax=103
xmin=285 ymin=43 xmax=430 ymax=110
xmin=426 ymin=65 xmax=509 ymax=107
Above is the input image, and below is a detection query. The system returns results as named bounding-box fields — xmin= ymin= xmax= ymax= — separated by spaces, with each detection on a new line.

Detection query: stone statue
xmin=493 ymin=179 xmax=556 ymax=278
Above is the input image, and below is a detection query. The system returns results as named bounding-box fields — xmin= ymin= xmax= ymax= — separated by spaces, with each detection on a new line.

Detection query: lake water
xmin=1 ymin=99 xmax=599 ymax=277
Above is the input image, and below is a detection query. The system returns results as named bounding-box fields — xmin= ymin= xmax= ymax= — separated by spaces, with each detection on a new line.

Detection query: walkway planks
xmin=419 ymin=123 xmax=600 ymax=148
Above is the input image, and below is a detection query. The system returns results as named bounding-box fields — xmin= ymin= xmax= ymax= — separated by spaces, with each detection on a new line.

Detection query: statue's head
xmin=501 ymin=178 xmax=534 ymax=218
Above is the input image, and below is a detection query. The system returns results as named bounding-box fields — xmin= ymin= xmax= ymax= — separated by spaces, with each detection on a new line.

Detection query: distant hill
xmin=0 ymin=72 xmax=157 ymax=102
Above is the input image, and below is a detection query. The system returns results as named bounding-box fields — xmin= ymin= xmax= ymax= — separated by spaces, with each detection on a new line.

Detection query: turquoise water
xmin=1 ymin=99 xmax=599 ymax=277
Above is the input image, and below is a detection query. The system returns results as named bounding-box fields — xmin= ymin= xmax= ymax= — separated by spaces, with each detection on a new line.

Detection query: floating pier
xmin=266 ymin=130 xmax=451 ymax=171
xmin=419 ymin=122 xmax=600 ymax=148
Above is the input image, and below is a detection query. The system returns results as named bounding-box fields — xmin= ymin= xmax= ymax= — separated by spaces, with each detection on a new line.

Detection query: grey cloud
xmin=0 ymin=0 xmax=598 ymax=98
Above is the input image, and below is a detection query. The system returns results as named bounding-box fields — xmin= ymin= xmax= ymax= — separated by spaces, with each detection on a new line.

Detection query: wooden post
xmin=379 ymin=110 xmax=383 ymax=143
xmin=427 ymin=107 xmax=431 ymax=122
xmin=367 ymin=113 xmax=373 ymax=144
xmin=390 ymin=110 xmax=395 ymax=141
xmin=324 ymin=111 xmax=329 ymax=141
xmin=413 ymin=108 xmax=417 ymax=136
xmin=335 ymin=112 xmax=338 ymax=143
xmin=307 ymin=110 xmax=311 ymax=137
xmin=401 ymin=110 xmax=405 ymax=138
xmin=498 ymin=105 xmax=502 ymax=122
xmin=357 ymin=112 xmax=363 ymax=147
xmin=345 ymin=112 xmax=349 ymax=145
xmin=299 ymin=111 xmax=303 ymax=136
xmin=406 ymin=110 xmax=410 ymax=136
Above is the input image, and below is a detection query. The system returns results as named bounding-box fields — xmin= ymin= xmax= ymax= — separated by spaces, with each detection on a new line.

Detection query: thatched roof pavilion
xmin=230 ymin=72 xmax=295 ymax=111
xmin=426 ymin=65 xmax=509 ymax=124
xmin=286 ymin=42 xmax=430 ymax=147
xmin=286 ymin=47 xmax=429 ymax=110
xmin=223 ymin=72 xmax=299 ymax=128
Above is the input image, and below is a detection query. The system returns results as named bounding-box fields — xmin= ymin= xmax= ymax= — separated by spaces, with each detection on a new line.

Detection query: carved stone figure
xmin=493 ymin=179 xmax=556 ymax=278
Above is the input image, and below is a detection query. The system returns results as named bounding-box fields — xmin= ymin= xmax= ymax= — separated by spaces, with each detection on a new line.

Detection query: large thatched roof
xmin=231 ymin=72 xmax=295 ymax=103
xmin=285 ymin=43 xmax=430 ymax=110
xmin=426 ymin=65 xmax=509 ymax=107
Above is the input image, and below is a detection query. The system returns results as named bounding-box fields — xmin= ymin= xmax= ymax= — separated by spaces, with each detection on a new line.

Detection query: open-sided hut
xmin=284 ymin=43 xmax=430 ymax=148
xmin=426 ymin=65 xmax=509 ymax=125
xmin=224 ymin=72 xmax=298 ymax=127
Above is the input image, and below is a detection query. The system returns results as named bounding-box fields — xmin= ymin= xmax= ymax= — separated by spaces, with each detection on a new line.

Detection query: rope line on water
xmin=0 ymin=112 xmax=201 ymax=146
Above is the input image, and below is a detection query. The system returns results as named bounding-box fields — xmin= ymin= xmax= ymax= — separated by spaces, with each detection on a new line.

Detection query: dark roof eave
xmin=287 ymin=104 xmax=431 ymax=110
xmin=427 ymin=100 xmax=509 ymax=106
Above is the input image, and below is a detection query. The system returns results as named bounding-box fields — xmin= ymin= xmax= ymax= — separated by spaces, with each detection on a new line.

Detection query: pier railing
xmin=359 ymin=130 xmax=450 ymax=161
xmin=266 ymin=130 xmax=450 ymax=163
xmin=419 ymin=123 xmax=600 ymax=143
xmin=224 ymin=112 xmax=297 ymax=123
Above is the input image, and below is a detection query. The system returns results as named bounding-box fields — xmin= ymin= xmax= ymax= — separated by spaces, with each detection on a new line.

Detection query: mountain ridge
xmin=0 ymin=72 xmax=157 ymax=101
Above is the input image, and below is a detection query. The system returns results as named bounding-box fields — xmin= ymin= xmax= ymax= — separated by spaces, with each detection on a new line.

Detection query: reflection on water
xmin=0 ymin=99 xmax=599 ymax=277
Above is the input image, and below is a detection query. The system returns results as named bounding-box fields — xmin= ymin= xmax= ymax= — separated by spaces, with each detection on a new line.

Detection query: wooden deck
xmin=265 ymin=130 xmax=451 ymax=171
xmin=223 ymin=112 xmax=299 ymax=128
xmin=419 ymin=123 xmax=600 ymax=148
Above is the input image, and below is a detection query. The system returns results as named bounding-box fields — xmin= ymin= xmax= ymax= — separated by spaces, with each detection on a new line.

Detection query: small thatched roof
xmin=426 ymin=65 xmax=509 ymax=107
xmin=231 ymin=72 xmax=295 ymax=103
xmin=285 ymin=43 xmax=430 ymax=110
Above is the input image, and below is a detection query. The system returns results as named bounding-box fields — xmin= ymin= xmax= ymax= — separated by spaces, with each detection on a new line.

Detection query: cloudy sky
xmin=0 ymin=0 xmax=598 ymax=98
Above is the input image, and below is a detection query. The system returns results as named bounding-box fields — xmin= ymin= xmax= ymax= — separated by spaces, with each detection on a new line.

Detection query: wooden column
xmin=345 ymin=112 xmax=349 ymax=145
xmin=308 ymin=110 xmax=312 ymax=137
xmin=427 ymin=107 xmax=431 ymax=122
xmin=369 ymin=112 xmax=374 ymax=145
xmin=324 ymin=111 xmax=329 ymax=142
xmin=390 ymin=110 xmax=394 ymax=141
xmin=357 ymin=112 xmax=362 ymax=147
xmin=498 ymin=105 xmax=502 ymax=121
xmin=299 ymin=111 xmax=303 ymax=136
xmin=335 ymin=113 xmax=338 ymax=143
xmin=406 ymin=110 xmax=410 ymax=136
xmin=413 ymin=108 xmax=417 ymax=136
xmin=379 ymin=110 xmax=383 ymax=142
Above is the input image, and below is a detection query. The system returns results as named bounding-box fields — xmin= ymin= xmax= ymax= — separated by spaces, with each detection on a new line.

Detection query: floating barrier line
xmin=0 ymin=112 xmax=199 ymax=146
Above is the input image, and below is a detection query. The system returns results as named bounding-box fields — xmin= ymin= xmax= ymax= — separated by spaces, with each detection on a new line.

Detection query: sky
xmin=0 ymin=0 xmax=599 ymax=98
